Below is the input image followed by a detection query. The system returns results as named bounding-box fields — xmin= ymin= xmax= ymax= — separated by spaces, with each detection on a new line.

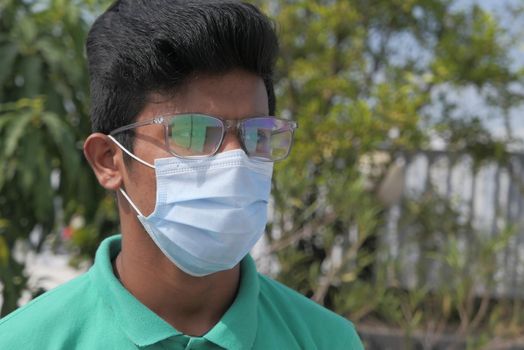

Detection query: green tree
xmin=0 ymin=0 xmax=116 ymax=316
xmin=258 ymin=0 xmax=524 ymax=343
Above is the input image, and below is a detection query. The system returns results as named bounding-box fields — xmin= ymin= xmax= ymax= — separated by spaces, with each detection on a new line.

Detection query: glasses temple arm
xmin=109 ymin=119 xmax=159 ymax=136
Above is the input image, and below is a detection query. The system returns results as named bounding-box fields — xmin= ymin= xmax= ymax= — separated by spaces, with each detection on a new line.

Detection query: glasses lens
xmin=242 ymin=118 xmax=293 ymax=161
xmin=169 ymin=114 xmax=223 ymax=156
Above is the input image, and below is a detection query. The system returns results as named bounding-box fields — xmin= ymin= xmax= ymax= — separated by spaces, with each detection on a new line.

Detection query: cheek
xmin=125 ymin=163 xmax=158 ymax=217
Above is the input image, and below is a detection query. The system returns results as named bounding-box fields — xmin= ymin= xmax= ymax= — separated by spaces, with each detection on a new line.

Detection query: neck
xmin=115 ymin=208 xmax=241 ymax=336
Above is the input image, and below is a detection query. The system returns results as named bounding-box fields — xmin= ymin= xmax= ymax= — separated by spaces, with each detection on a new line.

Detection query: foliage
xmin=0 ymin=0 xmax=116 ymax=316
xmin=368 ymin=191 xmax=520 ymax=348
xmin=258 ymin=0 xmax=524 ymax=347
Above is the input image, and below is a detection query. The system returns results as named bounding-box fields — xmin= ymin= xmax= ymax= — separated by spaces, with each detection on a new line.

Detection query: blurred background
xmin=1 ymin=0 xmax=524 ymax=348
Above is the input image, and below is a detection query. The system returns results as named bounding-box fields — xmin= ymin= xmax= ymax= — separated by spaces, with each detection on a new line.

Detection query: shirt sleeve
xmin=345 ymin=322 xmax=365 ymax=350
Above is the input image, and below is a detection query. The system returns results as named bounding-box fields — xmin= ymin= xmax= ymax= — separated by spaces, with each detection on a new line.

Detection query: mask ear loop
xmin=107 ymin=135 xmax=155 ymax=169
xmin=106 ymin=134 xmax=152 ymax=217
xmin=118 ymin=188 xmax=145 ymax=217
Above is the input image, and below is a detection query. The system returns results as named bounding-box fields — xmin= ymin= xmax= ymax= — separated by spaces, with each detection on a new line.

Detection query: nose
xmin=218 ymin=128 xmax=243 ymax=153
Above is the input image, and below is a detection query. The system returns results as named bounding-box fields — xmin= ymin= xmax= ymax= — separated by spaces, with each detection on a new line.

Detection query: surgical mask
xmin=109 ymin=136 xmax=273 ymax=276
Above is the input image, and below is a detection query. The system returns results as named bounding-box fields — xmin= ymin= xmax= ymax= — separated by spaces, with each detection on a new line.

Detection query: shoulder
xmin=257 ymin=273 xmax=363 ymax=349
xmin=257 ymin=273 xmax=352 ymax=328
xmin=0 ymin=272 xmax=92 ymax=327
xmin=0 ymin=272 xmax=97 ymax=349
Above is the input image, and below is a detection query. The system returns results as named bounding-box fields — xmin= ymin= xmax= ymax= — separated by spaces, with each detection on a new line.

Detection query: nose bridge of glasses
xmin=219 ymin=119 xmax=244 ymax=152
xmin=223 ymin=119 xmax=240 ymax=131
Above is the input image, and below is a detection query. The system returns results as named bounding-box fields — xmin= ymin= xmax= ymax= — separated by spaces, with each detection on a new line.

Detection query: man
xmin=0 ymin=1 xmax=364 ymax=349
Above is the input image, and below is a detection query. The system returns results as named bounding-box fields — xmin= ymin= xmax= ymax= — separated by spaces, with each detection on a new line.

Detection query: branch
xmin=311 ymin=226 xmax=367 ymax=304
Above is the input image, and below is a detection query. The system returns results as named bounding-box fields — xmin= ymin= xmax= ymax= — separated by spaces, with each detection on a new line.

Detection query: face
xmin=121 ymin=69 xmax=269 ymax=216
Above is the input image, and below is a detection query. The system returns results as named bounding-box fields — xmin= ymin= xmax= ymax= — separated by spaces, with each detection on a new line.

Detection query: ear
xmin=83 ymin=133 xmax=124 ymax=191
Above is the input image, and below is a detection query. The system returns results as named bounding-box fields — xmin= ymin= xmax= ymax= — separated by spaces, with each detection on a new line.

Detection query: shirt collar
xmin=89 ymin=235 xmax=260 ymax=349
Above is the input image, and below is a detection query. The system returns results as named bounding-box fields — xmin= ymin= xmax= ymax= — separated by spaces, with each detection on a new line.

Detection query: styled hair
xmin=86 ymin=0 xmax=279 ymax=149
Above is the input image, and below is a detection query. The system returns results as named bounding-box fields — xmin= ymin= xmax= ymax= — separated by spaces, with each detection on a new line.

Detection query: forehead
xmin=137 ymin=70 xmax=269 ymax=122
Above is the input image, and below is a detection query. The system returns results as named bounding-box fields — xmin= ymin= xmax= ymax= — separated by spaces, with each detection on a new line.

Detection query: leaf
xmin=41 ymin=111 xmax=73 ymax=147
xmin=0 ymin=235 xmax=9 ymax=267
xmin=41 ymin=111 xmax=81 ymax=178
xmin=17 ymin=15 xmax=38 ymax=46
xmin=0 ymin=111 xmax=16 ymax=132
xmin=0 ymin=219 xmax=9 ymax=229
xmin=3 ymin=111 xmax=32 ymax=158
xmin=20 ymin=55 xmax=43 ymax=97
xmin=0 ymin=42 xmax=18 ymax=91
xmin=18 ymin=127 xmax=39 ymax=195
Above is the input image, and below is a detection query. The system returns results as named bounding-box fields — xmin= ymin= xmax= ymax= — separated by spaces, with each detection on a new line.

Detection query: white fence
xmin=382 ymin=150 xmax=524 ymax=297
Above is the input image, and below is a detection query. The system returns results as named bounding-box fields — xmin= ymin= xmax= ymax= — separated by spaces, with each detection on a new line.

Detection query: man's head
xmin=86 ymin=0 xmax=279 ymax=152
xmin=83 ymin=0 xmax=287 ymax=277
xmin=84 ymin=0 xmax=281 ymax=211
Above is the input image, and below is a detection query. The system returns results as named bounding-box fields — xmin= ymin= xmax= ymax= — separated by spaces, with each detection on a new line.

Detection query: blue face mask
xmin=109 ymin=136 xmax=273 ymax=276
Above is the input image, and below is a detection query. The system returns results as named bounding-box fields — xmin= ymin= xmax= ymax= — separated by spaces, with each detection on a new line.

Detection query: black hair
xmin=86 ymin=0 xmax=279 ymax=150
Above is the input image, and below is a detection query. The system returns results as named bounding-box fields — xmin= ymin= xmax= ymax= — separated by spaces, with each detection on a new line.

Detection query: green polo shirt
xmin=0 ymin=235 xmax=363 ymax=349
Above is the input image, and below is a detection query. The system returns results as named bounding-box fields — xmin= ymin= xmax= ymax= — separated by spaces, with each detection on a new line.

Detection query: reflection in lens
xmin=242 ymin=118 xmax=292 ymax=161
xmin=169 ymin=115 xmax=223 ymax=156
xmin=270 ymin=130 xmax=292 ymax=160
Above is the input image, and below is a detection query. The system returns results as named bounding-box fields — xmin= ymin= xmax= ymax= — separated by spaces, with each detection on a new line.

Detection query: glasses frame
xmin=109 ymin=113 xmax=298 ymax=162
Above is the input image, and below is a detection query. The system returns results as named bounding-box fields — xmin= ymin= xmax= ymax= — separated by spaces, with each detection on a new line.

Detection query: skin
xmin=83 ymin=69 xmax=269 ymax=336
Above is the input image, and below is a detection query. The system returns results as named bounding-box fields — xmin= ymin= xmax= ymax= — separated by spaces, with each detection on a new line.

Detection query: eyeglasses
xmin=109 ymin=114 xmax=298 ymax=162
